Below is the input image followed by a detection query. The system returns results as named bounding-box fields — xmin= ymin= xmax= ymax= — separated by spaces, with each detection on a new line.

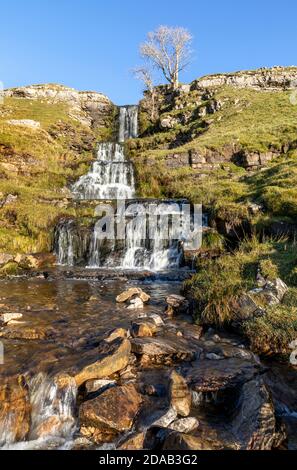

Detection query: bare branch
xmin=140 ymin=25 xmax=193 ymax=89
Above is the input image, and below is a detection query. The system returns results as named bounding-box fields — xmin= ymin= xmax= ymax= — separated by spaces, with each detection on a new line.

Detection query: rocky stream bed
xmin=0 ymin=272 xmax=296 ymax=451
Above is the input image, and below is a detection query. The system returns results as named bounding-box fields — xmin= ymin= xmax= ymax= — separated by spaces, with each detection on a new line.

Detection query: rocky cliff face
xmin=192 ymin=66 xmax=297 ymax=91
xmin=4 ymin=84 xmax=114 ymax=128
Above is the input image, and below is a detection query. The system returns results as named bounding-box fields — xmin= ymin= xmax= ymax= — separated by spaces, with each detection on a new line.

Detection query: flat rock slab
xmin=79 ymin=383 xmax=142 ymax=443
xmin=130 ymin=334 xmax=196 ymax=362
xmin=183 ymin=358 xmax=261 ymax=393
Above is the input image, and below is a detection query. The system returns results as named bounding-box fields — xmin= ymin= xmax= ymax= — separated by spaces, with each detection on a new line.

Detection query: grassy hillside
xmin=0 ymin=92 xmax=114 ymax=260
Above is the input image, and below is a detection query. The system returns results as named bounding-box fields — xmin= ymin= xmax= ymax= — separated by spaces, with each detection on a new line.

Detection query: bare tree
xmin=133 ymin=66 xmax=157 ymax=120
xmin=140 ymin=25 xmax=193 ymax=90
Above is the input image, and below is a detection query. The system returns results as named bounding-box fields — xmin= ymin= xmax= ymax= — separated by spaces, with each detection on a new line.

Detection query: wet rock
xmin=162 ymin=431 xmax=217 ymax=450
xmin=104 ymin=328 xmax=128 ymax=343
xmin=85 ymin=379 xmax=116 ymax=395
xmin=165 ymin=295 xmax=189 ymax=316
xmin=116 ymin=288 xmax=150 ymax=304
xmin=131 ymin=319 xmax=158 ymax=338
xmin=0 ymin=312 xmax=23 ymax=324
xmin=130 ymin=334 xmax=196 ymax=364
xmin=74 ymin=337 xmax=131 ymax=387
xmin=169 ymin=371 xmax=192 ymax=417
xmin=117 ymin=432 xmax=146 ymax=450
xmin=205 ymin=353 xmax=222 ymax=360
xmin=147 ymin=313 xmax=165 ymax=326
xmin=232 ymin=378 xmax=286 ymax=450
xmin=140 ymin=407 xmax=177 ymax=430
xmin=119 ymin=365 xmax=137 ymax=381
xmin=79 ymin=384 xmax=142 ymax=443
xmin=168 ymin=417 xmax=199 ymax=434
xmin=0 ymin=376 xmax=31 ymax=444
xmin=127 ymin=297 xmax=144 ymax=310
xmin=183 ymin=358 xmax=260 ymax=393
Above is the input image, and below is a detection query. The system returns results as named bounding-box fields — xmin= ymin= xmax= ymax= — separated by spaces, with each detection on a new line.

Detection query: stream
xmin=0 ymin=104 xmax=297 ymax=451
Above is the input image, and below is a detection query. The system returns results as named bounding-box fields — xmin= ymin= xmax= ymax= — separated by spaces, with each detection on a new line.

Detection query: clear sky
xmin=0 ymin=0 xmax=296 ymax=104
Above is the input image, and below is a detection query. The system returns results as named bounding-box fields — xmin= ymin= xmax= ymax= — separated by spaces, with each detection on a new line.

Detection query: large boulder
xmin=79 ymin=384 xmax=142 ymax=443
xmin=169 ymin=371 xmax=192 ymax=417
xmin=74 ymin=337 xmax=131 ymax=387
xmin=231 ymin=378 xmax=286 ymax=450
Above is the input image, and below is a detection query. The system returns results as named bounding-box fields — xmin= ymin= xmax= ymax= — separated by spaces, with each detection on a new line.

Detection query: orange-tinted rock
xmin=0 ymin=376 xmax=31 ymax=443
xmin=79 ymin=384 xmax=142 ymax=443
xmin=117 ymin=432 xmax=146 ymax=450
xmin=74 ymin=337 xmax=131 ymax=387
xmin=169 ymin=371 xmax=191 ymax=417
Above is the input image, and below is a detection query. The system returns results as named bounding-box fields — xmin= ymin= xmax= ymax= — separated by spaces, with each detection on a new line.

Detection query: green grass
xmin=243 ymin=305 xmax=297 ymax=356
xmin=185 ymin=236 xmax=297 ymax=326
xmin=0 ymin=96 xmax=115 ymax=255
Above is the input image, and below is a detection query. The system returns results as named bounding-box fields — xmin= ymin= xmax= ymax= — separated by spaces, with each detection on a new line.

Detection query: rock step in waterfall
xmin=55 ymin=105 xmax=194 ymax=271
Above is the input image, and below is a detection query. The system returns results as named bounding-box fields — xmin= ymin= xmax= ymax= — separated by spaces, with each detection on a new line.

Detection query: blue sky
xmin=0 ymin=0 xmax=296 ymax=104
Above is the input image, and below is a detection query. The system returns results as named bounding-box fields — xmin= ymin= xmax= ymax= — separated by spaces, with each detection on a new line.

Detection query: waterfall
xmin=54 ymin=104 xmax=197 ymax=271
xmin=56 ymin=201 xmax=188 ymax=270
xmin=118 ymin=105 xmax=138 ymax=142
xmin=72 ymin=142 xmax=135 ymax=200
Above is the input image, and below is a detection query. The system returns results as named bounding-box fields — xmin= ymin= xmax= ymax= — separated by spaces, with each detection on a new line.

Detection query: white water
xmin=55 ymin=105 xmax=189 ymax=270
xmin=118 ymin=105 xmax=138 ymax=142
xmin=0 ymin=373 xmax=77 ymax=450
xmin=72 ymin=143 xmax=135 ymax=200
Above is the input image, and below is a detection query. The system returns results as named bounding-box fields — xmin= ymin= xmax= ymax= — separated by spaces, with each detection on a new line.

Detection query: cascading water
xmin=72 ymin=143 xmax=135 ymax=200
xmin=0 ymin=373 xmax=77 ymax=450
xmin=118 ymin=105 xmax=138 ymax=142
xmin=55 ymin=104 xmax=192 ymax=271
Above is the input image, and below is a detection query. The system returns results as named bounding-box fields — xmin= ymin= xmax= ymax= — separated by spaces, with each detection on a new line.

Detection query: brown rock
xmin=130 ymin=334 xmax=195 ymax=364
xmin=169 ymin=371 xmax=191 ymax=417
xmin=0 ymin=376 xmax=31 ymax=443
xmin=117 ymin=432 xmax=146 ymax=450
xmin=163 ymin=432 xmax=217 ymax=450
xmin=116 ymin=288 xmax=150 ymax=303
xmin=131 ymin=320 xmax=158 ymax=338
xmin=104 ymin=328 xmax=128 ymax=343
xmin=165 ymin=295 xmax=189 ymax=316
xmin=79 ymin=384 xmax=142 ymax=443
xmin=74 ymin=337 xmax=131 ymax=387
